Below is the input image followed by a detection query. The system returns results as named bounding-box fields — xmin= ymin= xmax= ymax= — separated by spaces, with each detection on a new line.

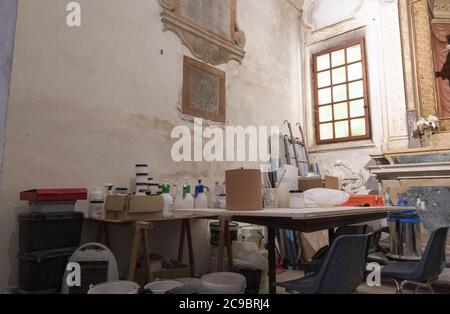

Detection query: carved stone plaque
xmin=160 ymin=0 xmax=246 ymax=65
xmin=182 ymin=56 xmax=226 ymax=123
xmin=179 ymin=0 xmax=232 ymax=39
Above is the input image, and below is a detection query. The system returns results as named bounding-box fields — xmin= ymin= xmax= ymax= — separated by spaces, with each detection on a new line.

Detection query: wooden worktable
xmin=87 ymin=212 xmax=217 ymax=282
xmin=176 ymin=206 xmax=415 ymax=294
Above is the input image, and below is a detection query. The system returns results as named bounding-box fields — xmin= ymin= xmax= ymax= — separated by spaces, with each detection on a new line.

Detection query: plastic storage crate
xmin=18 ymin=212 xmax=84 ymax=252
xmin=18 ymin=247 xmax=76 ymax=291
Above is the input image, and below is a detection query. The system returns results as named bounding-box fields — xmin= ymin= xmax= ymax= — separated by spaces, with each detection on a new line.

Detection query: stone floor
xmin=274 ymin=269 xmax=450 ymax=294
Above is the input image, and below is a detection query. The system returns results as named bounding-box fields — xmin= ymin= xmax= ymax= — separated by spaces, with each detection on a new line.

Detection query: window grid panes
xmin=313 ymin=39 xmax=370 ymax=144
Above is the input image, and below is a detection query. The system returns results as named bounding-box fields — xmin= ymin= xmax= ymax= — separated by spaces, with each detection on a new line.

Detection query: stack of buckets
xmin=209 ymin=222 xmax=266 ymax=294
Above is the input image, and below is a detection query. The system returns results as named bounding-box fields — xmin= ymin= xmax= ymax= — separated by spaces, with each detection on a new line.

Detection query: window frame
xmin=312 ymin=38 xmax=372 ymax=145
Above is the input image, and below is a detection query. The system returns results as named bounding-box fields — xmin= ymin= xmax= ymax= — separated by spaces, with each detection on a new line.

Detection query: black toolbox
xmin=18 ymin=212 xmax=84 ymax=252
xmin=18 ymin=247 xmax=76 ymax=291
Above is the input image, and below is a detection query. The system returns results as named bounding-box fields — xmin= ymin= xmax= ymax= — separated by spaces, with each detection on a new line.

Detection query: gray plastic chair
xmin=381 ymin=226 xmax=449 ymax=294
xmin=278 ymin=233 xmax=371 ymax=294
xmin=299 ymin=225 xmax=368 ymax=275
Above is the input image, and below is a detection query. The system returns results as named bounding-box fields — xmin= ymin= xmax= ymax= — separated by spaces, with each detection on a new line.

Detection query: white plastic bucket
xmin=144 ymin=280 xmax=185 ymax=294
xmin=177 ymin=278 xmax=202 ymax=294
xmin=200 ymin=272 xmax=246 ymax=294
xmin=87 ymin=281 xmax=140 ymax=294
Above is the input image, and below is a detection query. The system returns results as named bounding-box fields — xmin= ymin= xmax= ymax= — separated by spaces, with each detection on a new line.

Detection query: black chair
xmin=278 ymin=233 xmax=371 ymax=294
xmin=299 ymin=225 xmax=368 ymax=275
xmin=381 ymin=226 xmax=449 ymax=294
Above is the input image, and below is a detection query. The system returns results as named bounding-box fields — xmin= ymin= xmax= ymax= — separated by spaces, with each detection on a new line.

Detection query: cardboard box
xmin=298 ymin=175 xmax=340 ymax=191
xmin=104 ymin=195 xmax=128 ymax=212
xmin=226 ymin=169 xmax=262 ymax=211
xmin=104 ymin=195 xmax=163 ymax=221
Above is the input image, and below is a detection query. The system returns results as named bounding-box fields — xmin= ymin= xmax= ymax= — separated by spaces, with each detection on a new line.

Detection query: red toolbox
xmin=341 ymin=195 xmax=384 ymax=207
xmin=20 ymin=188 xmax=88 ymax=202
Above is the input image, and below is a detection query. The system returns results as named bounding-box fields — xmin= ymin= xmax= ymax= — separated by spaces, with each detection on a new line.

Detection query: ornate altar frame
xmin=401 ymin=0 xmax=450 ymax=130
xmin=159 ymin=0 xmax=246 ymax=65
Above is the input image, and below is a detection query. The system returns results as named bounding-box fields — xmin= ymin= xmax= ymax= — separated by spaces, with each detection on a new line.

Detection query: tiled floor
xmin=275 ymin=271 xmax=394 ymax=294
xmin=274 ymin=270 xmax=449 ymax=294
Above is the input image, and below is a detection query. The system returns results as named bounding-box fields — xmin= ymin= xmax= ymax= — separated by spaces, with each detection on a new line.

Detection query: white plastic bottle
xmin=161 ymin=180 xmax=174 ymax=217
xmin=173 ymin=183 xmax=186 ymax=210
xmin=183 ymin=179 xmax=194 ymax=209
xmin=89 ymin=187 xmax=105 ymax=219
xmin=194 ymin=180 xmax=208 ymax=209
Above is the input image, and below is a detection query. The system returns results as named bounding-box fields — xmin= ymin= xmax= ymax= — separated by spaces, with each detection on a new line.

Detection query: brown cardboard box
xmin=226 ymin=169 xmax=262 ymax=211
xmin=298 ymin=175 xmax=340 ymax=191
xmin=103 ymin=195 xmax=128 ymax=212
xmin=128 ymin=195 xmax=164 ymax=214
xmin=104 ymin=195 xmax=163 ymax=221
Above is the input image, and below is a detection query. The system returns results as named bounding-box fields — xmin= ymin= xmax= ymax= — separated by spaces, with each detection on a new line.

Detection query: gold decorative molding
xmin=431 ymin=0 xmax=450 ymax=22
xmin=159 ymin=0 xmax=246 ymax=65
xmin=411 ymin=0 xmax=439 ymax=117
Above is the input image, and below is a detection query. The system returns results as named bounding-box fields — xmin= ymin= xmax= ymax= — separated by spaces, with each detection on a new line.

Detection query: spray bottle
xmin=194 ymin=180 xmax=208 ymax=209
xmin=173 ymin=183 xmax=185 ymax=210
xmin=161 ymin=180 xmax=174 ymax=217
xmin=183 ymin=178 xmax=194 ymax=209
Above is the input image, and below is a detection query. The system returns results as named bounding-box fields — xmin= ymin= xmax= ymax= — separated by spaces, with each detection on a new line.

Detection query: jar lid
xmin=136 ymin=173 xmax=149 ymax=176
xmin=136 ymin=183 xmax=148 ymax=186
xmin=90 ymin=200 xmax=104 ymax=204
xmin=116 ymin=188 xmax=128 ymax=191
xmin=136 ymin=164 xmax=148 ymax=167
xmin=289 ymin=190 xmax=303 ymax=194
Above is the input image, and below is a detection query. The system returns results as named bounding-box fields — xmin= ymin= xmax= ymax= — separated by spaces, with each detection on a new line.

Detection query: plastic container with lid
xmin=177 ymin=278 xmax=202 ymax=293
xmin=115 ymin=188 xmax=128 ymax=195
xmin=289 ymin=190 xmax=305 ymax=209
xmin=200 ymin=272 xmax=246 ymax=294
xmin=88 ymin=281 xmax=140 ymax=294
xmin=89 ymin=200 xmax=104 ymax=219
xmin=144 ymin=280 xmax=185 ymax=294
xmin=135 ymin=183 xmax=148 ymax=193
xmin=135 ymin=164 xmax=148 ymax=174
xmin=136 ymin=173 xmax=149 ymax=184
xmin=90 ymin=188 xmax=104 ymax=202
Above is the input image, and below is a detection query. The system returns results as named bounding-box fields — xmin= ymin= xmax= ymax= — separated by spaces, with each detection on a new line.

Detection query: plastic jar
xmin=89 ymin=200 xmax=104 ymax=219
xmin=135 ymin=183 xmax=148 ymax=193
xmin=135 ymin=164 xmax=148 ymax=174
xmin=115 ymin=188 xmax=128 ymax=195
xmin=289 ymin=191 xmax=305 ymax=209
xmin=136 ymin=173 xmax=148 ymax=184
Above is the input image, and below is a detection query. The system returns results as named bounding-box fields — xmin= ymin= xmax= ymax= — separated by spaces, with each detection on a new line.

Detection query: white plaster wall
xmin=302 ymin=0 xmax=408 ymax=192
xmin=310 ymin=0 xmax=364 ymax=30
xmin=0 ymin=0 xmax=303 ymax=288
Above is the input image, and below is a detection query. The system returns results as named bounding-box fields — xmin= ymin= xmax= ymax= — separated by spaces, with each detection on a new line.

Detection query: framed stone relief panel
xmin=182 ymin=56 xmax=226 ymax=123
xmin=160 ymin=0 xmax=246 ymax=65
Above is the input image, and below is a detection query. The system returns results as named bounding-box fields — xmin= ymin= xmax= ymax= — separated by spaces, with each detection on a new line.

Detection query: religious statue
xmin=436 ymin=35 xmax=450 ymax=85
